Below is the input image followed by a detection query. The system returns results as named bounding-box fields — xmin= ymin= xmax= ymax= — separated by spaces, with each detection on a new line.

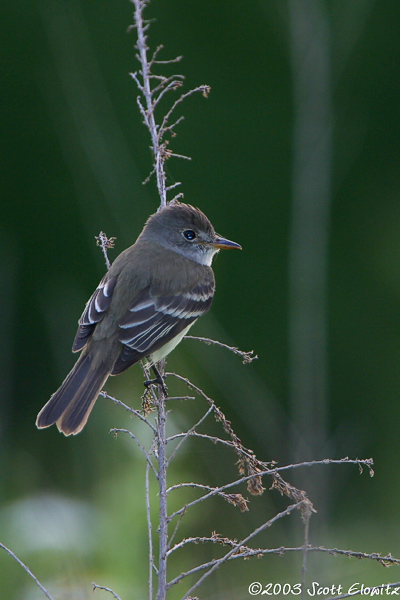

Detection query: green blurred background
xmin=2 ymin=0 xmax=400 ymax=597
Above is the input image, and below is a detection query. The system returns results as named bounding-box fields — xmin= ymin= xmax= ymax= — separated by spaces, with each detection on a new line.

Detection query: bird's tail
xmin=36 ymin=352 xmax=112 ymax=436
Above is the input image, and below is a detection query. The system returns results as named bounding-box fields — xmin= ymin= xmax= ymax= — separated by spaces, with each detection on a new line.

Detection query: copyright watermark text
xmin=248 ymin=582 xmax=400 ymax=596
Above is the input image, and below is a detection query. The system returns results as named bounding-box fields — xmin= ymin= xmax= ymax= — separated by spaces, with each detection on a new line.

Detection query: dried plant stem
xmin=92 ymin=583 xmax=123 ymax=600
xmin=156 ymin=391 xmax=168 ymax=600
xmin=0 ymin=542 xmax=55 ymax=600
xmin=100 ymin=390 xmax=157 ymax=432
xmin=273 ymin=456 xmax=374 ymax=477
xmin=111 ymin=427 xmax=158 ymax=478
xmin=184 ymin=335 xmax=257 ymax=364
xmin=167 ymin=545 xmax=400 ymax=591
xmin=167 ymin=468 xmax=292 ymax=521
xmin=146 ymin=462 xmax=155 ymax=599
xmin=95 ymin=231 xmax=116 ymax=270
xmin=301 ymin=508 xmax=311 ymax=600
xmin=133 ymin=0 xmax=167 ymax=207
xmin=131 ymin=0 xmax=209 ymax=207
xmin=166 ymin=405 xmax=215 ymax=464
xmin=173 ymin=501 xmax=305 ymax=598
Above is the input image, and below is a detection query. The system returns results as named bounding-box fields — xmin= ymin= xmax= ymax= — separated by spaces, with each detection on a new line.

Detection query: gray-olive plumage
xmin=36 ymin=203 xmax=241 ymax=436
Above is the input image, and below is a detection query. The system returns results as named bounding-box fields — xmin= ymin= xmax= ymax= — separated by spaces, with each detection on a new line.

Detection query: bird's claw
xmin=144 ymin=371 xmax=168 ymax=396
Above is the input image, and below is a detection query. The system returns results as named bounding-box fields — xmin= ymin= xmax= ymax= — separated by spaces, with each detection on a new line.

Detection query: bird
xmin=36 ymin=202 xmax=241 ymax=436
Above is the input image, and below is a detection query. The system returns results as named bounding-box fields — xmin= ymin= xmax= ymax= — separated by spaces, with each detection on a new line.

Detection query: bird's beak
xmin=210 ymin=236 xmax=242 ymax=250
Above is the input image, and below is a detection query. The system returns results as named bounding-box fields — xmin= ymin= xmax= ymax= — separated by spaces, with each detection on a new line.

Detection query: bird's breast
xmin=147 ymin=321 xmax=196 ymax=365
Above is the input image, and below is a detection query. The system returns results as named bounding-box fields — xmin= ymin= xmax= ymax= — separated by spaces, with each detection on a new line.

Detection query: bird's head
xmin=141 ymin=203 xmax=241 ymax=266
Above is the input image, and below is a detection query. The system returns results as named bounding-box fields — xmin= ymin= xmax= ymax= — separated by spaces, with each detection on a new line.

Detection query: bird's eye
xmin=183 ymin=229 xmax=197 ymax=241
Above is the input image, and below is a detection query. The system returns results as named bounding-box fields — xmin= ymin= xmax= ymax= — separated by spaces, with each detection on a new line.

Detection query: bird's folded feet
xmin=144 ymin=365 xmax=168 ymax=396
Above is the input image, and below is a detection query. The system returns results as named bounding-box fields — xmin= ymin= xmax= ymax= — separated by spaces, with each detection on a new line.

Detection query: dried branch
xmin=167 ymin=371 xmax=374 ymax=514
xmin=166 ymin=372 xmax=267 ymax=495
xmin=95 ymin=231 xmax=116 ymax=270
xmin=184 ymin=335 xmax=258 ymax=364
xmin=167 ymin=151 xmax=192 ymax=161
xmin=272 ymin=456 xmax=374 ymax=478
xmin=165 ymin=395 xmax=196 ymax=402
xmin=166 ymin=430 xmax=251 ymax=455
xmin=163 ymin=116 xmax=185 ymax=136
xmin=154 ymin=383 xmax=168 ymax=600
xmin=152 ymin=79 xmax=184 ymax=110
xmin=92 ymin=583 xmax=123 ymax=600
xmin=166 ymin=405 xmax=215 ymax=465
xmin=168 ymin=539 xmax=400 ymax=568
xmin=166 ymin=545 xmax=400 ymax=593
xmin=108 ymin=341 xmax=374 ymax=597
xmin=167 ymin=453 xmax=374 ymax=525
xmin=169 ymin=501 xmax=305 ymax=595
xmin=166 ymin=481 xmax=249 ymax=515
xmin=149 ymin=45 xmax=183 ymax=66
xmin=169 ymin=192 xmax=185 ymax=204
xmin=111 ymin=427 xmax=158 ymax=479
xmin=101 ymin=390 xmax=157 ymax=433
xmin=301 ymin=504 xmax=311 ymax=596
xmin=145 ymin=463 xmax=155 ymax=599
xmin=0 ymin=542 xmax=55 ymax=600
xmin=168 ymin=532 xmax=255 ymax=557
xmin=167 ymin=510 xmax=186 ymax=552
xmin=150 ymin=73 xmax=185 ymax=95
xmin=166 ymin=472 xmax=262 ymax=521
xmin=130 ymin=0 xmax=210 ymax=205
xmin=165 ymin=181 xmax=182 ymax=192
xmin=132 ymin=1 xmax=166 ymax=205
xmin=159 ymin=86 xmax=210 ymax=137
xmin=303 ymin=547 xmax=400 ymax=566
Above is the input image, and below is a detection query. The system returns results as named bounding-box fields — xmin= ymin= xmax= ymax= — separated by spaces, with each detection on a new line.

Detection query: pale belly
xmin=148 ymin=321 xmax=196 ymax=365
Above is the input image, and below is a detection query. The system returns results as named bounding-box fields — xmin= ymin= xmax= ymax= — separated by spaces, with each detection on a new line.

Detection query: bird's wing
xmin=72 ymin=273 xmax=118 ymax=352
xmin=111 ymin=279 xmax=215 ymax=375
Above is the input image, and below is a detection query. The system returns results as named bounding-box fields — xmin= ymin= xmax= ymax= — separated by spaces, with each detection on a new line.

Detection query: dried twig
xmin=167 ymin=510 xmax=186 ymax=552
xmin=301 ymin=547 xmax=400 ymax=566
xmin=167 ymin=481 xmax=249 ymax=515
xmin=274 ymin=456 xmax=374 ymax=477
xmin=166 ymin=405 xmax=215 ymax=465
xmin=130 ymin=0 xmax=210 ymax=205
xmin=111 ymin=427 xmax=158 ymax=479
xmin=168 ymin=532 xmax=254 ymax=557
xmin=145 ymin=462 xmax=155 ymax=598
xmin=0 ymin=542 xmax=55 ymax=600
xmin=169 ymin=501 xmax=305 ymax=595
xmin=101 ymin=390 xmax=157 ymax=433
xmin=106 ymin=348 xmax=375 ymax=597
xmin=301 ymin=504 xmax=312 ymax=600
xmin=168 ymin=539 xmax=400 ymax=569
xmin=154 ymin=380 xmax=168 ymax=600
xmin=92 ymin=583 xmax=123 ymax=600
xmin=167 ymin=470 xmax=301 ymax=522
xmin=159 ymin=85 xmax=210 ymax=138
xmin=166 ymin=453 xmax=376 ymax=535
xmin=95 ymin=231 xmax=116 ymax=270
xmin=167 ymin=545 xmax=400 ymax=592
xmin=167 ymin=372 xmax=267 ymax=495
xmin=184 ymin=335 xmax=258 ymax=364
